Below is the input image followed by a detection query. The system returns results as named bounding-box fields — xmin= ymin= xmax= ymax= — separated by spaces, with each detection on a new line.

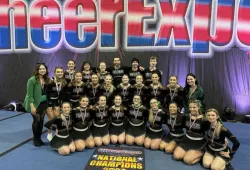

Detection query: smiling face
xmin=169 ymin=103 xmax=178 ymax=114
xmin=114 ymin=96 xmax=122 ymax=106
xmin=91 ymin=74 xmax=99 ymax=84
xmin=80 ymin=97 xmax=89 ymax=108
xmin=133 ymin=95 xmax=141 ymax=105
xmin=74 ymin=72 xmax=82 ymax=83
xmin=38 ymin=65 xmax=47 ymax=76
xmin=206 ymin=111 xmax=219 ymax=124
xmin=151 ymin=73 xmax=159 ymax=83
xmin=105 ymin=75 xmax=112 ymax=85
xmin=132 ymin=60 xmax=139 ymax=68
xmin=67 ymin=61 xmax=75 ymax=70
xmin=187 ymin=76 xmax=196 ymax=86
xmin=189 ymin=102 xmax=200 ymax=115
xmin=113 ymin=58 xmax=121 ymax=67
xmin=136 ymin=75 xmax=143 ymax=84
xmin=54 ymin=68 xmax=64 ymax=79
xmin=122 ymin=75 xmax=129 ymax=84
xmin=62 ymin=103 xmax=71 ymax=115
xmin=150 ymin=59 xmax=157 ymax=67
xmin=84 ymin=63 xmax=90 ymax=71
xmin=169 ymin=76 xmax=177 ymax=86
xmin=150 ymin=99 xmax=158 ymax=110
xmin=99 ymin=62 xmax=106 ymax=72
xmin=98 ymin=96 xmax=107 ymax=107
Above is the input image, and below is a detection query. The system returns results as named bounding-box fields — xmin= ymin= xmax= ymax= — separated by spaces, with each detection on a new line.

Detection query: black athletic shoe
xmin=37 ymin=139 xmax=45 ymax=145
xmin=33 ymin=140 xmax=42 ymax=147
xmin=226 ymin=163 xmax=234 ymax=170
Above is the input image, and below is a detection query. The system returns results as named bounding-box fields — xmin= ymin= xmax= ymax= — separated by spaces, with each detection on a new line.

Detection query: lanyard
xmin=75 ymin=85 xmax=81 ymax=95
xmin=169 ymin=87 xmax=177 ymax=101
xmin=122 ymin=88 xmax=127 ymax=97
xmin=133 ymin=106 xmax=140 ymax=118
xmin=136 ymin=87 xmax=142 ymax=96
xmin=115 ymin=108 xmax=121 ymax=119
xmin=152 ymin=110 xmax=159 ymax=125
xmin=55 ymin=82 xmax=62 ymax=95
xmin=80 ymin=108 xmax=87 ymax=123
xmin=189 ymin=116 xmax=197 ymax=130
xmin=170 ymin=115 xmax=177 ymax=129
xmin=211 ymin=122 xmax=218 ymax=143
xmin=98 ymin=108 xmax=106 ymax=119
xmin=64 ymin=115 xmax=70 ymax=132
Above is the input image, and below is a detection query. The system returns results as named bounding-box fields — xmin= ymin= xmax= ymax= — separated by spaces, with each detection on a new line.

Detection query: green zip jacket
xmin=24 ymin=76 xmax=47 ymax=112
xmin=183 ymin=85 xmax=205 ymax=114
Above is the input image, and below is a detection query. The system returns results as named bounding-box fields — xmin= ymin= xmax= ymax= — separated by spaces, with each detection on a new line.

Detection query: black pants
xmin=31 ymin=102 xmax=47 ymax=141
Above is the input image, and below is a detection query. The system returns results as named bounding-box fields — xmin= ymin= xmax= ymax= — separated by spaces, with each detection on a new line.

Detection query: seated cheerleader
xmin=91 ymin=96 xmax=110 ymax=146
xmin=173 ymin=100 xmax=207 ymax=165
xmin=71 ymin=96 xmax=95 ymax=151
xmin=44 ymin=102 xmax=75 ymax=156
xmin=144 ymin=98 xmax=166 ymax=150
xmin=109 ymin=95 xmax=128 ymax=144
xmin=203 ymin=109 xmax=240 ymax=170
xmin=160 ymin=102 xmax=185 ymax=154
xmin=126 ymin=95 xmax=148 ymax=146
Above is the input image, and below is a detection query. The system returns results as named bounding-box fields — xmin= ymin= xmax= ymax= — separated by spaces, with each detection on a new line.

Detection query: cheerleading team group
xmin=24 ymin=56 xmax=240 ymax=170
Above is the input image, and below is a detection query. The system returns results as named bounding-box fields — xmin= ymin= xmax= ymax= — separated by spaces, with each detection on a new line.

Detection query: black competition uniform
xmin=46 ymin=78 xmax=67 ymax=107
xmin=128 ymin=68 xmax=142 ymax=85
xmin=110 ymin=66 xmax=127 ymax=87
xmin=178 ymin=115 xmax=207 ymax=152
xmin=146 ymin=109 xmax=166 ymax=139
xmin=82 ymin=71 xmax=94 ymax=83
xmin=100 ymin=85 xmax=116 ymax=106
xmin=143 ymin=68 xmax=162 ymax=86
xmin=205 ymin=124 xmax=240 ymax=162
xmin=44 ymin=115 xmax=73 ymax=149
xmin=85 ymin=83 xmax=102 ymax=106
xmin=126 ymin=105 xmax=148 ymax=137
xmin=162 ymin=113 xmax=185 ymax=144
xmin=115 ymin=84 xmax=132 ymax=108
xmin=147 ymin=84 xmax=166 ymax=107
xmin=108 ymin=106 xmax=128 ymax=136
xmin=97 ymin=71 xmax=110 ymax=84
xmin=131 ymin=84 xmax=148 ymax=105
xmin=64 ymin=70 xmax=75 ymax=83
xmin=91 ymin=106 xmax=109 ymax=137
xmin=165 ymin=85 xmax=184 ymax=109
xmin=66 ymin=83 xmax=85 ymax=108
xmin=71 ymin=107 xmax=93 ymax=141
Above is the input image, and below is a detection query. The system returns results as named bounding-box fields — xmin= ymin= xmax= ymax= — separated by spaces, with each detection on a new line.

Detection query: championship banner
xmin=85 ymin=146 xmax=145 ymax=170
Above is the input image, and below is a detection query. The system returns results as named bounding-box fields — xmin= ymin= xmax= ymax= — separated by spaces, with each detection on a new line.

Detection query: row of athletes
xmin=63 ymin=56 xmax=204 ymax=113
xmin=44 ymin=96 xmax=239 ymax=170
xmin=64 ymin=56 xmax=162 ymax=86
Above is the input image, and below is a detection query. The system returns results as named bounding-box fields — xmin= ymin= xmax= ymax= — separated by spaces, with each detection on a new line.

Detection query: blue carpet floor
xmin=0 ymin=113 xmax=249 ymax=170
xmin=0 ymin=111 xmax=23 ymax=120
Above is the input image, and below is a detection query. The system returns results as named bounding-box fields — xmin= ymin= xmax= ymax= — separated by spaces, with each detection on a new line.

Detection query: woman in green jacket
xmin=183 ymin=73 xmax=205 ymax=115
xmin=24 ymin=64 xmax=50 ymax=147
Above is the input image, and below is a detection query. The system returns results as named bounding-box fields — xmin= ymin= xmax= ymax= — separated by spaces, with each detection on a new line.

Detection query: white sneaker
xmin=47 ymin=132 xmax=53 ymax=141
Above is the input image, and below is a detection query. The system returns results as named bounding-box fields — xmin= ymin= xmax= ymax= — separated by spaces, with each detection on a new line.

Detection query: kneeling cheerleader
xmin=44 ymin=102 xmax=75 ymax=155
xmin=71 ymin=96 xmax=95 ymax=151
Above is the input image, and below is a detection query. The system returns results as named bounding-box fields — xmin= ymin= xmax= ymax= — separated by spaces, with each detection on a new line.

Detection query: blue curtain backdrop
xmin=0 ymin=47 xmax=250 ymax=115
xmin=0 ymin=0 xmax=250 ymax=115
